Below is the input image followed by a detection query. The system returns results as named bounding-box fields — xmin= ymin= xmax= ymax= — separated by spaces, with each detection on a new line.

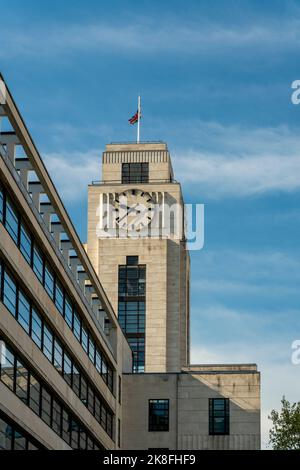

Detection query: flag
xmin=129 ymin=110 xmax=140 ymax=125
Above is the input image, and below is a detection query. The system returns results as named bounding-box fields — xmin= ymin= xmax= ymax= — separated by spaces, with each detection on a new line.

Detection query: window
xmin=209 ymin=398 xmax=230 ymax=435
xmin=31 ymin=308 xmax=42 ymax=348
xmin=126 ymin=256 xmax=138 ymax=266
xmin=3 ymin=270 xmax=17 ymax=317
xmin=63 ymin=352 xmax=72 ymax=387
xmin=122 ymin=163 xmax=149 ymax=183
xmin=20 ymin=223 xmax=32 ymax=264
xmin=0 ymin=337 xmax=103 ymax=450
xmin=5 ymin=198 xmax=18 ymax=243
xmin=81 ymin=325 xmax=88 ymax=353
xmin=118 ymin=419 xmax=121 ymax=448
xmin=18 ymin=291 xmax=30 ymax=333
xmin=73 ymin=311 xmax=81 ymax=341
xmin=65 ymin=295 xmax=73 ymax=328
xmin=41 ymin=387 xmax=52 ymax=426
xmin=29 ymin=374 xmax=40 ymax=415
xmin=0 ymin=414 xmax=42 ymax=450
xmin=88 ymin=336 xmax=95 ymax=363
xmin=55 ymin=279 xmax=64 ymax=315
xmin=149 ymin=400 xmax=169 ymax=432
xmin=43 ymin=324 xmax=53 ymax=362
xmin=0 ymin=186 xmax=3 ymax=223
xmin=0 ymin=344 xmax=15 ymax=391
xmin=118 ymin=376 xmax=122 ymax=404
xmin=15 ymin=360 xmax=28 ymax=404
xmin=118 ymin=260 xmax=146 ymax=373
xmin=44 ymin=263 xmax=54 ymax=299
xmin=72 ymin=363 xmax=80 ymax=397
xmin=54 ymin=338 xmax=63 ymax=372
xmin=33 ymin=244 xmax=44 ymax=283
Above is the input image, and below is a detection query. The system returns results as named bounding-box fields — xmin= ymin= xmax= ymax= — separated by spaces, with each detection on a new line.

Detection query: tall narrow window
xmin=20 ymin=223 xmax=32 ymax=264
xmin=18 ymin=291 xmax=30 ymax=333
xmin=3 ymin=270 xmax=17 ymax=317
xmin=209 ymin=398 xmax=230 ymax=435
xmin=5 ymin=198 xmax=19 ymax=244
xmin=149 ymin=400 xmax=169 ymax=432
xmin=118 ymin=256 xmax=146 ymax=372
xmin=0 ymin=185 xmax=4 ymax=222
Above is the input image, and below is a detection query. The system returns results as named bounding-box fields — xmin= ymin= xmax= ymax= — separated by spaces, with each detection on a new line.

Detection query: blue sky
xmin=1 ymin=0 xmax=300 ymax=448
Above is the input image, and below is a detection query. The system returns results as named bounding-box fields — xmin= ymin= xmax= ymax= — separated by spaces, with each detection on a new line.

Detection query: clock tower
xmin=87 ymin=142 xmax=190 ymax=373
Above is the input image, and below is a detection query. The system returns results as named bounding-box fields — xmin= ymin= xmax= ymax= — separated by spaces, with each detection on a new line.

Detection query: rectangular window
xmin=15 ymin=359 xmax=29 ymax=404
xmin=17 ymin=291 xmax=30 ymax=334
xmin=20 ymin=223 xmax=32 ymax=264
xmin=43 ymin=324 xmax=53 ymax=362
xmin=72 ymin=363 xmax=80 ymax=397
xmin=44 ymin=263 xmax=54 ymax=300
xmin=62 ymin=410 xmax=71 ymax=445
xmin=87 ymin=386 xmax=95 ymax=414
xmin=118 ymin=375 xmax=122 ymax=404
xmin=52 ymin=399 xmax=62 ymax=435
xmin=118 ymin=418 xmax=121 ymax=448
xmin=63 ymin=351 xmax=72 ymax=387
xmin=149 ymin=399 xmax=169 ymax=432
xmin=31 ymin=308 xmax=42 ymax=348
xmin=33 ymin=244 xmax=44 ymax=283
xmin=64 ymin=295 xmax=73 ymax=329
xmin=80 ymin=376 xmax=87 ymax=405
xmin=73 ymin=311 xmax=81 ymax=341
xmin=41 ymin=387 xmax=52 ymax=426
xmin=0 ymin=344 xmax=15 ymax=391
xmin=54 ymin=338 xmax=63 ymax=373
xmin=95 ymin=349 xmax=102 ymax=374
xmin=55 ymin=279 xmax=64 ymax=315
xmin=122 ymin=163 xmax=149 ymax=183
xmin=5 ymin=198 xmax=19 ymax=244
xmin=94 ymin=396 xmax=101 ymax=423
xmin=29 ymin=374 xmax=40 ymax=415
xmin=88 ymin=336 xmax=95 ymax=363
xmin=0 ymin=186 xmax=3 ymax=223
xmin=3 ymin=270 xmax=17 ymax=317
xmin=209 ymin=398 xmax=230 ymax=435
xmin=81 ymin=325 xmax=88 ymax=353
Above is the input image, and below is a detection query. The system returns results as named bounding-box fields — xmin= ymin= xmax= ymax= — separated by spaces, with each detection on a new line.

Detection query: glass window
xmin=149 ymin=399 xmax=169 ymax=432
xmin=0 ymin=344 xmax=15 ymax=391
xmin=5 ymin=198 xmax=19 ymax=244
xmin=18 ymin=291 xmax=30 ymax=333
xmin=122 ymin=162 xmax=149 ymax=183
xmin=73 ymin=311 xmax=81 ymax=341
xmin=41 ymin=387 xmax=52 ymax=426
xmin=55 ymin=279 xmax=64 ymax=315
xmin=44 ymin=263 xmax=54 ymax=300
xmin=80 ymin=376 xmax=87 ymax=405
xmin=64 ymin=295 xmax=73 ymax=328
xmin=52 ymin=399 xmax=62 ymax=435
xmin=3 ymin=270 xmax=17 ymax=317
xmin=70 ymin=419 xmax=79 ymax=449
xmin=54 ymin=338 xmax=63 ymax=373
xmin=43 ymin=324 xmax=53 ymax=362
xmin=13 ymin=430 xmax=26 ymax=450
xmin=79 ymin=428 xmax=87 ymax=450
xmin=88 ymin=336 xmax=95 ymax=363
xmin=209 ymin=398 xmax=230 ymax=435
xmin=15 ymin=359 xmax=28 ymax=404
xmin=63 ymin=352 xmax=72 ymax=387
xmin=62 ymin=410 xmax=71 ymax=445
xmin=0 ymin=186 xmax=4 ymax=223
xmin=0 ymin=417 xmax=13 ymax=450
xmin=101 ymin=404 xmax=107 ymax=430
xmin=31 ymin=308 xmax=42 ymax=348
xmin=72 ymin=363 xmax=80 ymax=397
xmin=95 ymin=349 xmax=102 ymax=373
xmin=107 ymin=412 xmax=113 ymax=438
xmin=29 ymin=374 xmax=40 ymax=415
xmin=126 ymin=256 xmax=139 ymax=266
xmin=20 ymin=223 xmax=32 ymax=264
xmin=94 ymin=396 xmax=101 ymax=423
xmin=81 ymin=325 xmax=88 ymax=353
xmin=87 ymin=386 xmax=94 ymax=414
xmin=33 ymin=244 xmax=44 ymax=283
xmin=101 ymin=360 xmax=108 ymax=384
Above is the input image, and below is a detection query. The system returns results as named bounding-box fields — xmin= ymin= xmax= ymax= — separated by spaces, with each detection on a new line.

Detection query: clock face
xmin=113 ymin=189 xmax=155 ymax=231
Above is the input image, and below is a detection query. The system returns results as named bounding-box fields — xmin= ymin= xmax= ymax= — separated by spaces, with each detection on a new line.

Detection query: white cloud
xmin=169 ymin=122 xmax=300 ymax=198
xmin=2 ymin=17 xmax=300 ymax=59
xmin=43 ymin=149 xmax=100 ymax=202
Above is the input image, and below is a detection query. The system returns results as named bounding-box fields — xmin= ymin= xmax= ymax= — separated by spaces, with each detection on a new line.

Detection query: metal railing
xmin=91 ymin=178 xmax=177 ymax=185
xmin=0 ymin=145 xmax=114 ymax=355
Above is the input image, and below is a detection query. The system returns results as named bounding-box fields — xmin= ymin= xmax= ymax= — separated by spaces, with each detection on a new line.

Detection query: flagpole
xmin=137 ymin=95 xmax=141 ymax=143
